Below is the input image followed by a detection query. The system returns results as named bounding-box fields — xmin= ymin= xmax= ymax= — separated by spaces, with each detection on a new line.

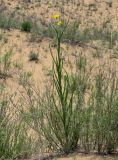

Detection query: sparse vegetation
xmin=0 ymin=88 xmax=34 ymax=159
xmin=0 ymin=50 xmax=22 ymax=80
xmin=29 ymin=51 xmax=39 ymax=62
xmin=19 ymin=71 xmax=32 ymax=86
xmin=20 ymin=15 xmax=118 ymax=156
xmin=0 ymin=50 xmax=14 ymax=79
xmin=0 ymin=0 xmax=118 ymax=159
xmin=0 ymin=12 xmax=20 ymax=30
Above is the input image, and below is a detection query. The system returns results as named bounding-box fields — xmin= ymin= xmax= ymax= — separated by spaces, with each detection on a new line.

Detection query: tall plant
xmin=49 ymin=14 xmax=79 ymax=153
xmin=22 ymin=14 xmax=80 ymax=154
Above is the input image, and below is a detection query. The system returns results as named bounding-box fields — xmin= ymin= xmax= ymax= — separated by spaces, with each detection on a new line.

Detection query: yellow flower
xmin=57 ymin=20 xmax=62 ymax=26
xmin=53 ymin=13 xmax=60 ymax=19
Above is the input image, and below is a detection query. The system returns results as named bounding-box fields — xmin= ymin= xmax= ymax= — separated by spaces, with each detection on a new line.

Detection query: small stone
xmin=84 ymin=0 xmax=96 ymax=6
xmin=105 ymin=0 xmax=112 ymax=7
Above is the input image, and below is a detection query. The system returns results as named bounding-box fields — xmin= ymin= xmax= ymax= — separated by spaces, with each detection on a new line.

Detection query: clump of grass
xmin=92 ymin=67 xmax=118 ymax=154
xmin=29 ymin=51 xmax=39 ymax=62
xmin=21 ymin=21 xmax=32 ymax=32
xmin=0 ymin=50 xmax=13 ymax=79
xmin=13 ymin=60 xmax=23 ymax=70
xmin=0 ymin=91 xmax=33 ymax=159
xmin=19 ymin=71 xmax=32 ymax=87
xmin=62 ymin=20 xmax=80 ymax=44
xmin=0 ymin=30 xmax=4 ymax=41
xmin=0 ymin=51 xmax=24 ymax=80
xmin=0 ymin=12 xmax=20 ymax=30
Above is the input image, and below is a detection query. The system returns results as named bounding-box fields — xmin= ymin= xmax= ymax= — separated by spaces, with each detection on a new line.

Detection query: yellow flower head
xmin=53 ymin=13 xmax=60 ymax=19
xmin=57 ymin=20 xmax=62 ymax=26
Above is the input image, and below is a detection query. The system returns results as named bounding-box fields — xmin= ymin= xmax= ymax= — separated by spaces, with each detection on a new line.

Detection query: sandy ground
xmin=0 ymin=1 xmax=118 ymax=88
xmin=57 ymin=153 xmax=118 ymax=160
xmin=1 ymin=0 xmax=118 ymax=30
xmin=0 ymin=0 xmax=118 ymax=159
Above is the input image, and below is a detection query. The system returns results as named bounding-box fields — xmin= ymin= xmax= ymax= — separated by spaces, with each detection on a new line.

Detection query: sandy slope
xmin=0 ymin=1 xmax=118 ymax=159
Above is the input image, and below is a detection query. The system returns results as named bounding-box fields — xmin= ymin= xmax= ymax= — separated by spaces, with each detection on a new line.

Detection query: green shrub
xmin=21 ymin=21 xmax=32 ymax=32
xmin=79 ymin=65 xmax=118 ymax=154
xmin=91 ymin=68 xmax=118 ymax=154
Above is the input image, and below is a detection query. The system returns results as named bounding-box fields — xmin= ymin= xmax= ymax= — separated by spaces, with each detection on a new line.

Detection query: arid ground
xmin=0 ymin=0 xmax=118 ymax=159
